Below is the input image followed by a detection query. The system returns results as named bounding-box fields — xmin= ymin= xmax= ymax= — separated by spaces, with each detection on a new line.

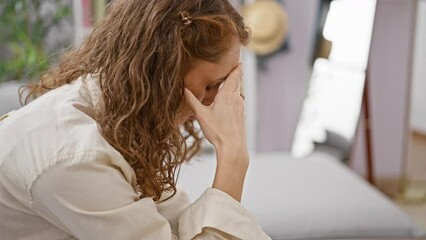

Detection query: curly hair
xmin=21 ymin=0 xmax=249 ymax=201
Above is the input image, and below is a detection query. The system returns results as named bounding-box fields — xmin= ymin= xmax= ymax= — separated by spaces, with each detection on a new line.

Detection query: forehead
xmin=187 ymin=43 xmax=241 ymax=81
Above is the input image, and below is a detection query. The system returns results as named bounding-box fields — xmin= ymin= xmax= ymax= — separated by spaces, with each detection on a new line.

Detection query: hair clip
xmin=179 ymin=12 xmax=192 ymax=26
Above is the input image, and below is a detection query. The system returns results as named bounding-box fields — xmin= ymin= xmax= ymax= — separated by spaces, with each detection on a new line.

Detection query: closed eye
xmin=206 ymin=81 xmax=224 ymax=91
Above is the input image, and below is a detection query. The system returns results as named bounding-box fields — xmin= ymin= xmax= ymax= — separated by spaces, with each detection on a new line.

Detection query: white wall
xmin=410 ymin=0 xmax=426 ymax=134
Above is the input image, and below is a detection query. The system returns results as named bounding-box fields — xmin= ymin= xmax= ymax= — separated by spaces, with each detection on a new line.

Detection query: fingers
xmin=221 ymin=64 xmax=242 ymax=94
xmin=184 ymin=88 xmax=204 ymax=114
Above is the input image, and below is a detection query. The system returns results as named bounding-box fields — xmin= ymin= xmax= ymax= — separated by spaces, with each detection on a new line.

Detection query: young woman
xmin=0 ymin=0 xmax=270 ymax=239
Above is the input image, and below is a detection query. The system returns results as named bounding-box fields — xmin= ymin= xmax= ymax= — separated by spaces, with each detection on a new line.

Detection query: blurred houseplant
xmin=0 ymin=0 xmax=71 ymax=83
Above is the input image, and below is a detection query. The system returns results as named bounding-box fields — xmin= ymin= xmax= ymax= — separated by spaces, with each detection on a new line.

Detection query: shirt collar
xmin=80 ymin=74 xmax=104 ymax=116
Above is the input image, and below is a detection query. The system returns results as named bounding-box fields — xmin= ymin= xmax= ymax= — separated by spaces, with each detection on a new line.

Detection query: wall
xmin=256 ymin=0 xmax=320 ymax=151
xmin=411 ymin=0 xmax=426 ymax=135
xmin=350 ymin=0 xmax=417 ymax=195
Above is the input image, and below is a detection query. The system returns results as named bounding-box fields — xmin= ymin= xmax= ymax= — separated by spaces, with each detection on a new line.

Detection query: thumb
xmin=184 ymin=88 xmax=205 ymax=114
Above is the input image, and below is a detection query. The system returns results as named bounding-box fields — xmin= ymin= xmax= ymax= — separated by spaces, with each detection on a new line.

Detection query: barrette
xmin=180 ymin=12 xmax=192 ymax=26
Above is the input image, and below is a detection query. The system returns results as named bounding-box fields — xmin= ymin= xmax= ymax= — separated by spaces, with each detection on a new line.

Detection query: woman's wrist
xmin=213 ymin=145 xmax=249 ymax=202
xmin=215 ymin=141 xmax=249 ymax=161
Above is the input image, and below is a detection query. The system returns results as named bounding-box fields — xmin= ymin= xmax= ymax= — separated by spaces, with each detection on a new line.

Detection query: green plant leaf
xmin=0 ymin=0 xmax=71 ymax=83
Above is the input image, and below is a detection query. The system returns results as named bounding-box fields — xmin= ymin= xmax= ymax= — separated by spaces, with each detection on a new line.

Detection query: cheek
xmin=185 ymin=83 xmax=205 ymax=101
xmin=182 ymin=103 xmax=192 ymax=114
xmin=184 ymin=66 xmax=209 ymax=101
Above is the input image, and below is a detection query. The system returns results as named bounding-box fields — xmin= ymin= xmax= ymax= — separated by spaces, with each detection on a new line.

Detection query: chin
xmin=176 ymin=118 xmax=188 ymax=126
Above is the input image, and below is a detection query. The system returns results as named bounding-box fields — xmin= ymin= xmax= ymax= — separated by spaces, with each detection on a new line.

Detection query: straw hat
xmin=241 ymin=0 xmax=289 ymax=56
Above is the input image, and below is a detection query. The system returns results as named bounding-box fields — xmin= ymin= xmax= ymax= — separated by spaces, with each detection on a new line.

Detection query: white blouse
xmin=0 ymin=76 xmax=270 ymax=240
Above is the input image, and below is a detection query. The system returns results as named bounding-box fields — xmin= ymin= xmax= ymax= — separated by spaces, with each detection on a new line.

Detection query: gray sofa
xmin=0 ymin=81 xmax=23 ymax=116
xmin=178 ymin=152 xmax=425 ymax=239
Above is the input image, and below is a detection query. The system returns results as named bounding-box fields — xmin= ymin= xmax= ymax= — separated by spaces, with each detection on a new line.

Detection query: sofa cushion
xmin=178 ymin=152 xmax=424 ymax=239
xmin=0 ymin=81 xmax=22 ymax=116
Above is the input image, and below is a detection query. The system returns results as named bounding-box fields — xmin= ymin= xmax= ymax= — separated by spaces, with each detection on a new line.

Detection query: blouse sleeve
xmin=30 ymin=151 xmax=270 ymax=240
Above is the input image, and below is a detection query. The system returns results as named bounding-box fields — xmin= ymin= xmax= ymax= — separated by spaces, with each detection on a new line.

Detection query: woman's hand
xmin=184 ymin=64 xmax=249 ymax=202
xmin=184 ymin=64 xmax=247 ymax=152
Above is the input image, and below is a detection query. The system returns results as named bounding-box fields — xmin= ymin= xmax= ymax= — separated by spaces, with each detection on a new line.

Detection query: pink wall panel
xmin=351 ymin=0 xmax=416 ymax=181
xmin=257 ymin=0 xmax=320 ymax=151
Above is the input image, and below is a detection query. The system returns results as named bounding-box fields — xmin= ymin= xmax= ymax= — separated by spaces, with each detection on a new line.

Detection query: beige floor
xmin=399 ymin=203 xmax=426 ymax=231
xmin=396 ymin=131 xmax=426 ymax=231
